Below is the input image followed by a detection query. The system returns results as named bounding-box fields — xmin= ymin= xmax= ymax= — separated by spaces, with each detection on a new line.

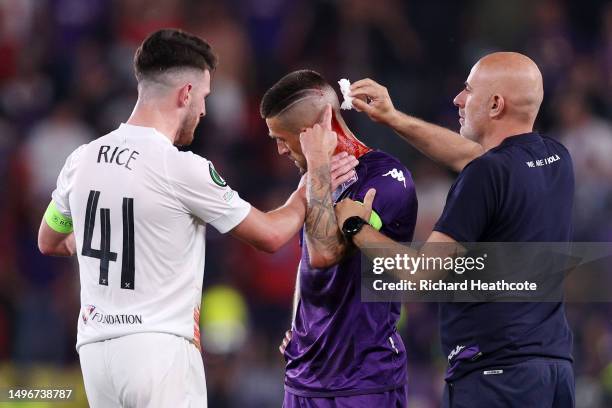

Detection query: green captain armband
xmin=355 ymin=201 xmax=383 ymax=231
xmin=44 ymin=201 xmax=73 ymax=234
xmin=368 ymin=209 xmax=383 ymax=231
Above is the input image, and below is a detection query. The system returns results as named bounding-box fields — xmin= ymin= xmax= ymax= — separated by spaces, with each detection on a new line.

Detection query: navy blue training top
xmin=433 ymin=132 xmax=575 ymax=380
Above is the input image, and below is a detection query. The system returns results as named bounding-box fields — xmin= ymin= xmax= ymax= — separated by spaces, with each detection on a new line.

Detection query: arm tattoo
xmin=305 ymin=163 xmax=346 ymax=257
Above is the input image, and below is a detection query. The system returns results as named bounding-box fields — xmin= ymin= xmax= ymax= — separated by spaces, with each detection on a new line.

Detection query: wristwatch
xmin=342 ymin=216 xmax=367 ymax=241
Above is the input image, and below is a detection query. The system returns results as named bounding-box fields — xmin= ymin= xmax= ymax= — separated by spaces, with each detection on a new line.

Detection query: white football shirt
xmin=51 ymin=123 xmax=251 ymax=350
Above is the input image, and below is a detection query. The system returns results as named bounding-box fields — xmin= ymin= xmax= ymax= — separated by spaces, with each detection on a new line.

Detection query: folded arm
xmin=300 ymin=106 xmax=351 ymax=269
xmin=303 ymin=158 xmax=349 ymax=268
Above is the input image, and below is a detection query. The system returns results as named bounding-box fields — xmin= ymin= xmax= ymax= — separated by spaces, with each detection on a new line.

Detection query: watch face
xmin=343 ymin=216 xmax=366 ymax=236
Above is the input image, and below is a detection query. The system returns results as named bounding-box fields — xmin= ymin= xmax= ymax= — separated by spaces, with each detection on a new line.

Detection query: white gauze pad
xmin=338 ymin=78 xmax=353 ymax=110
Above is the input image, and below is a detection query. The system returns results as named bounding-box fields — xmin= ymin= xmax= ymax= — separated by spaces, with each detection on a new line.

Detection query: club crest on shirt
xmin=382 ymin=168 xmax=406 ymax=188
xmin=333 ymin=172 xmax=359 ymax=202
xmin=209 ymin=163 xmax=228 ymax=187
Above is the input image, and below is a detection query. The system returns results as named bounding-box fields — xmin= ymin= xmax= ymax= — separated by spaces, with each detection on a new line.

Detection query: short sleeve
xmin=51 ymin=144 xmax=87 ymax=217
xmin=353 ymin=165 xmax=417 ymax=233
xmin=166 ymin=151 xmax=251 ymax=233
xmin=434 ymin=157 xmax=498 ymax=242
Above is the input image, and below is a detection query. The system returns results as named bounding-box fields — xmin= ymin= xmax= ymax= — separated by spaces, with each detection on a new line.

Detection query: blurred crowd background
xmin=0 ymin=0 xmax=611 ymax=407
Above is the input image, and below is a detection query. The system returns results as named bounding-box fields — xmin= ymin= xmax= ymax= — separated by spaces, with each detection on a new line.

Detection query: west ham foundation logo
xmin=82 ymin=304 xmax=97 ymax=324
xmin=81 ymin=304 xmax=143 ymax=325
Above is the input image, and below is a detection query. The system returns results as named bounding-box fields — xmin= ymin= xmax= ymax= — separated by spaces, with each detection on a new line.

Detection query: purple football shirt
xmin=284 ymin=151 xmax=418 ymax=397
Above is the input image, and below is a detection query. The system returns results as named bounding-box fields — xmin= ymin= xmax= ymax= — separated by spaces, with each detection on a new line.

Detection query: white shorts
xmin=79 ymin=332 xmax=206 ymax=408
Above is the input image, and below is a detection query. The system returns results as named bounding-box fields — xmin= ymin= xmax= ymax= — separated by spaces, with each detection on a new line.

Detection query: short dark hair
xmin=260 ymin=70 xmax=329 ymax=118
xmin=134 ymin=28 xmax=218 ymax=81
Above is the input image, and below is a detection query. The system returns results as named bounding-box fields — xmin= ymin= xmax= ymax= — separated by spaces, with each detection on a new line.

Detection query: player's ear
xmin=178 ymin=83 xmax=193 ymax=108
xmin=490 ymin=94 xmax=504 ymax=118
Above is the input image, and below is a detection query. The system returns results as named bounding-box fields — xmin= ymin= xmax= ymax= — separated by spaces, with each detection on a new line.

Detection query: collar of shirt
xmin=495 ymin=132 xmax=542 ymax=150
xmin=119 ymin=123 xmax=173 ymax=145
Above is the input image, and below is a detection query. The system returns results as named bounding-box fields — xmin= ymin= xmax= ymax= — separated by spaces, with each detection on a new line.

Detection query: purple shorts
xmin=283 ymin=386 xmax=408 ymax=408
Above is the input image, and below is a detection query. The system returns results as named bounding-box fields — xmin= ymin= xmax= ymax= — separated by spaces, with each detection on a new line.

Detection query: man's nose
xmin=453 ymin=91 xmax=465 ymax=108
xmin=277 ymin=141 xmax=289 ymax=155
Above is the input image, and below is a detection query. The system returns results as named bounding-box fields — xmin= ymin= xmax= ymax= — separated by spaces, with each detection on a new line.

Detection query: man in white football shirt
xmin=37 ymin=29 xmax=357 ymax=408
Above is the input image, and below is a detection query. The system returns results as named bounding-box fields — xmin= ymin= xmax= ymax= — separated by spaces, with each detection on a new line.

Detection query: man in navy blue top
xmin=336 ymin=52 xmax=575 ymax=407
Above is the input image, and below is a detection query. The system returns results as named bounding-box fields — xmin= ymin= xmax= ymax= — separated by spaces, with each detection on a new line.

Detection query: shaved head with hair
xmin=454 ymin=52 xmax=544 ymax=148
xmin=261 ymin=70 xmax=368 ymax=172
xmin=129 ymin=29 xmax=217 ymax=146
xmin=272 ymin=88 xmax=340 ymax=133
xmin=134 ymin=29 xmax=217 ymax=81
xmin=260 ymin=70 xmax=342 ymax=131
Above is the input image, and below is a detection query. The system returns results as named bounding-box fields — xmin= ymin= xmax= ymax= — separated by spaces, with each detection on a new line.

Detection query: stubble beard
xmin=176 ymin=110 xmax=199 ymax=146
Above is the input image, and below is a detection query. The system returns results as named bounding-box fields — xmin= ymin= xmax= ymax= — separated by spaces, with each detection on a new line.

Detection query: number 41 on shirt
xmin=82 ymin=190 xmax=136 ymax=290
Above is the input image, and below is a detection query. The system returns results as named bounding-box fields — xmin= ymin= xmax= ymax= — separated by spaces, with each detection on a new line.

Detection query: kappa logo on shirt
xmin=382 ymin=168 xmax=406 ymax=188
